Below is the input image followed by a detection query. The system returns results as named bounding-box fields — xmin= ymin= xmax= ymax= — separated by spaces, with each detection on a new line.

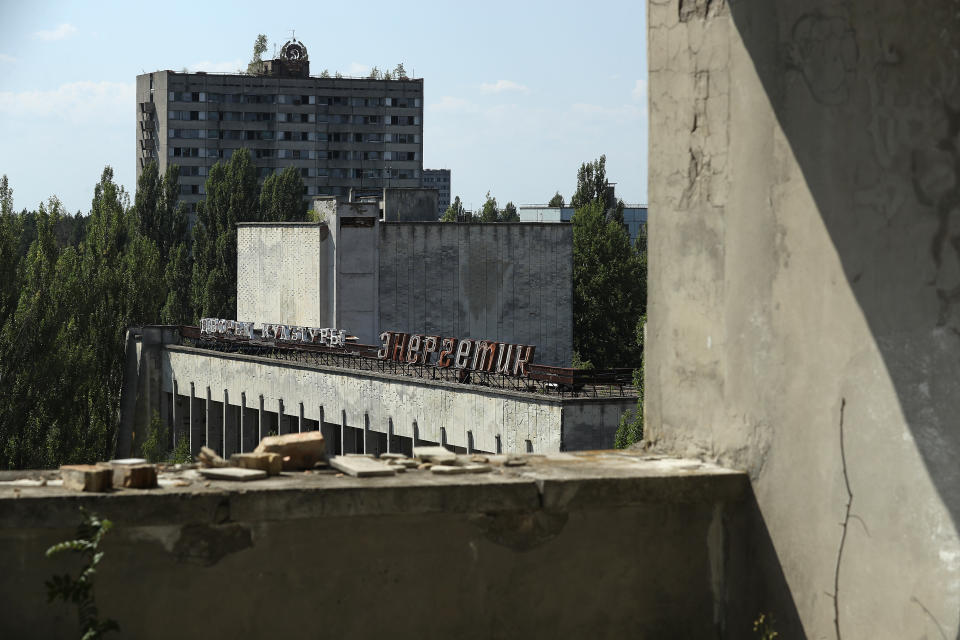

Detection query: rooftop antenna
xmin=290 ymin=29 xmax=296 ymax=41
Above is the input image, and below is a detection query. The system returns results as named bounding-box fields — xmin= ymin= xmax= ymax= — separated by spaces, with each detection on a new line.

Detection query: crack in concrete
xmin=832 ymin=398 xmax=852 ymax=640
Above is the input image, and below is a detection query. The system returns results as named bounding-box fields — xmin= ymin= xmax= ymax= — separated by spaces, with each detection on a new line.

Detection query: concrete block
xmin=99 ymin=463 xmax=158 ymax=489
xmin=430 ymin=465 xmax=467 ymax=475
xmin=198 ymin=446 xmax=228 ymax=468
xmin=230 ymin=452 xmax=282 ymax=476
xmin=329 ymin=456 xmax=396 ymax=477
xmin=413 ymin=446 xmax=456 ymax=465
xmin=255 ymin=431 xmax=326 ymax=470
xmin=198 ymin=467 xmax=267 ymax=482
xmin=60 ymin=465 xmax=112 ymax=492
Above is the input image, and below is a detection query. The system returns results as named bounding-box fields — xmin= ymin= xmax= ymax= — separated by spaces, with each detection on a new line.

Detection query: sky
xmin=0 ymin=0 xmax=647 ymax=215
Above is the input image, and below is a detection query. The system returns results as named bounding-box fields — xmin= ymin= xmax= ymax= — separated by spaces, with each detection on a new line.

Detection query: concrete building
xmin=518 ymin=200 xmax=647 ymax=244
xmin=647 ymin=1 xmax=960 ymax=637
xmin=136 ymin=38 xmax=423 ymax=212
xmin=117 ymin=199 xmax=627 ymax=459
xmin=239 ymin=197 xmax=574 ymax=366
xmin=422 ymin=168 xmax=451 ymax=218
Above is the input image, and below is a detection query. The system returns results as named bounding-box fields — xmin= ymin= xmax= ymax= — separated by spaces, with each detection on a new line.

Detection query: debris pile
xmin=54 ymin=430 xmax=533 ymax=491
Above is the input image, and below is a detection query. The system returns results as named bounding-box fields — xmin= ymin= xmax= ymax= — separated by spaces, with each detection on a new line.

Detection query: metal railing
xmin=178 ymin=326 xmax=637 ymax=398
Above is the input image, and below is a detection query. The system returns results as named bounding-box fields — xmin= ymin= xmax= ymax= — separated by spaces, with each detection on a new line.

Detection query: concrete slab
xmin=329 ymin=455 xmax=397 ymax=477
xmin=198 ymin=468 xmax=267 ymax=482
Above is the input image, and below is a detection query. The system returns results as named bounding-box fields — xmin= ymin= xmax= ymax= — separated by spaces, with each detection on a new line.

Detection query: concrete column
xmin=171 ymin=380 xmax=179 ymax=451
xmin=496 ymin=435 xmax=502 ymax=454
xmin=363 ymin=414 xmax=369 ymax=455
xmin=189 ymin=383 xmax=203 ymax=456
xmin=467 ymin=431 xmax=474 ymax=454
xmin=413 ymin=421 xmax=419 ymax=447
xmin=258 ymin=395 xmax=265 ymax=443
xmin=387 ymin=418 xmax=393 ymax=454
xmin=160 ymin=390 xmax=170 ymax=441
xmin=440 ymin=427 xmax=447 ymax=448
xmin=340 ymin=411 xmax=347 ymax=455
xmin=240 ymin=392 xmax=248 ymax=453
xmin=223 ymin=389 xmax=238 ymax=458
xmin=298 ymin=402 xmax=304 ymax=434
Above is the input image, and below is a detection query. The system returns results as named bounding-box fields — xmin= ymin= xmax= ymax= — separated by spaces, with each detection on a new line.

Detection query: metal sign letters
xmin=200 ymin=318 xmax=348 ymax=347
xmin=378 ymin=331 xmax=535 ymax=377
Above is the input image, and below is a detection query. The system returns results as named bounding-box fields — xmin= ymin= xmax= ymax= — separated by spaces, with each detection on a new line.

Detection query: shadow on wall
xmin=726 ymin=0 xmax=960 ymax=636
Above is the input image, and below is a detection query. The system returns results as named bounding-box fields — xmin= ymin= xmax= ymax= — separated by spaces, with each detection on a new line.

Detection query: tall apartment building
xmin=136 ymin=39 xmax=424 ymax=212
xmin=422 ymin=168 xmax=451 ymax=218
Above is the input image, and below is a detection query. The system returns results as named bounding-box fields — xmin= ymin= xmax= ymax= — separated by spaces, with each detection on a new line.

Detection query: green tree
xmin=501 ymin=201 xmax=519 ymax=222
xmin=548 ymin=191 xmax=565 ymax=207
xmin=441 ymin=196 xmax=465 ymax=222
xmin=615 ymin=314 xmax=645 ymax=448
xmin=259 ymin=166 xmax=307 ymax=222
xmin=247 ymin=34 xmax=268 ymax=74
xmin=393 ymin=63 xmax=408 ymax=79
xmin=161 ymin=241 xmax=192 ymax=324
xmin=133 ymin=161 xmax=187 ymax=264
xmin=571 ymin=155 xmax=611 ymax=211
xmin=572 ymin=199 xmax=645 ymax=368
xmin=479 ymin=191 xmax=499 ymax=222
xmin=191 ymin=149 xmax=258 ymax=319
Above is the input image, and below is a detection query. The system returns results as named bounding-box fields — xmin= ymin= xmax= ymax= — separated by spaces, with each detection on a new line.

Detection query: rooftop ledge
xmin=0 ymin=452 xmax=746 ymax=530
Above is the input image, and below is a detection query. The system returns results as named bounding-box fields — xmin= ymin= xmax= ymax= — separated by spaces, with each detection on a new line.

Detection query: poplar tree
xmin=259 ymin=166 xmax=306 ymax=222
xmin=191 ymin=149 xmax=258 ymax=319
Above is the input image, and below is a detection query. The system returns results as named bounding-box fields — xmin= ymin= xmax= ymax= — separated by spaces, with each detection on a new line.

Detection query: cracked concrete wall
xmin=379 ymin=223 xmax=573 ymax=366
xmin=647 ymin=0 xmax=960 ymax=637
xmin=162 ymin=345 xmax=630 ymax=453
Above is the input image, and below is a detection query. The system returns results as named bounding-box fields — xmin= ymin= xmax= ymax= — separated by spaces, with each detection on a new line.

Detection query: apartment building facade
xmin=422 ymin=168 xmax=451 ymax=218
xmin=136 ymin=39 xmax=424 ymax=212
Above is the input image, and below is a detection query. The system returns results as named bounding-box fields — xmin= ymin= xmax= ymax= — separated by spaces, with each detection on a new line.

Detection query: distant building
xmin=518 ymin=204 xmax=648 ymax=244
xmin=136 ymin=38 xmax=424 ymax=213
xmin=422 ymin=169 xmax=451 ymax=218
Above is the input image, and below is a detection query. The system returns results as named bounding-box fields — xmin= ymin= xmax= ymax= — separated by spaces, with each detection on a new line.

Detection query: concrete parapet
xmin=0 ymin=453 xmax=761 ymax=638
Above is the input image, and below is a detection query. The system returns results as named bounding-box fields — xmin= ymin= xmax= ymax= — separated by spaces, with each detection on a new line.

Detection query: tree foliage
xmin=247 ymin=34 xmax=268 ymax=74
xmin=572 ymin=199 xmax=646 ymax=369
xmin=191 ymin=149 xmax=258 ymax=320
xmin=548 ymin=191 xmax=565 ymax=207
xmin=259 ymin=166 xmax=307 ymax=222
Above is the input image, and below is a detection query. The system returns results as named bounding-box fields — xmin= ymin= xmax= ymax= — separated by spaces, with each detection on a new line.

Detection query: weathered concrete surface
xmin=382 ymin=187 xmax=438 ymax=221
xmin=236 ymin=215 xmax=573 ymax=365
xmin=162 ymin=345 xmax=634 ymax=454
xmin=0 ymin=453 xmax=755 ymax=639
xmin=237 ymin=223 xmax=332 ymax=328
xmin=647 ymin=1 xmax=960 ymax=637
xmin=379 ymin=222 xmax=573 ymax=366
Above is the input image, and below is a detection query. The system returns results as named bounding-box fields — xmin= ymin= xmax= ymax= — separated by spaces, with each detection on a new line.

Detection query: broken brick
xmin=255 ymin=431 xmax=326 ymax=470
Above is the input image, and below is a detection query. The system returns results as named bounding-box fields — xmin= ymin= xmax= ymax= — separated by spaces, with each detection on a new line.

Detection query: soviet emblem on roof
xmin=281 ymin=39 xmax=308 ymax=62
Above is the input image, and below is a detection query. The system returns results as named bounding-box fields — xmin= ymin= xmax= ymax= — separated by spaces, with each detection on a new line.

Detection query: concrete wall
xmin=379 ymin=223 xmax=573 ymax=366
xmin=237 ymin=223 xmax=332 ymax=327
xmin=647 ymin=1 xmax=960 ymax=637
xmin=160 ymin=345 xmax=631 ymax=455
xmin=382 ymin=187 xmax=438 ymax=221
xmin=0 ymin=454 xmax=754 ymax=639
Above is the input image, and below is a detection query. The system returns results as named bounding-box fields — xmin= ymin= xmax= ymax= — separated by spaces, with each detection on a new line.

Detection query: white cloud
xmin=0 ymin=54 xmax=16 ymax=64
xmin=347 ymin=62 xmax=370 ymax=77
xmin=0 ymin=81 xmax=133 ymax=124
xmin=429 ymin=96 xmax=476 ymax=113
xmin=34 ymin=23 xmax=77 ymax=41
xmin=188 ymin=59 xmax=245 ymax=73
xmin=631 ymin=78 xmax=647 ymax=102
xmin=571 ymin=103 xmax=643 ymax=122
xmin=480 ymin=79 xmax=529 ymax=94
